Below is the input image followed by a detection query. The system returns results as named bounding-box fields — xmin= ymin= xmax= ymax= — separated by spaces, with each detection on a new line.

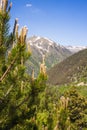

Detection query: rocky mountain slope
xmin=47 ymin=49 xmax=87 ymax=85
xmin=26 ymin=36 xmax=72 ymax=75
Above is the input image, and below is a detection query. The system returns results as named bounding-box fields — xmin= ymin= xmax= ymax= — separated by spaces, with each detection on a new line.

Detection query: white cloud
xmin=26 ymin=4 xmax=32 ymax=7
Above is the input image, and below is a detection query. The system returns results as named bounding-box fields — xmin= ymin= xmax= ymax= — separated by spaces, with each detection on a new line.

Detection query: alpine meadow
xmin=0 ymin=0 xmax=87 ymax=130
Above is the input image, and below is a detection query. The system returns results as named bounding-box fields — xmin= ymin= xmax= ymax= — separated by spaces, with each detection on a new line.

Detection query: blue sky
xmin=10 ymin=0 xmax=87 ymax=46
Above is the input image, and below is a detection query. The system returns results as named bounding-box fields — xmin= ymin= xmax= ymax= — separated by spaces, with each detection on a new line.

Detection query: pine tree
xmin=0 ymin=0 xmax=47 ymax=130
xmin=67 ymin=87 xmax=87 ymax=129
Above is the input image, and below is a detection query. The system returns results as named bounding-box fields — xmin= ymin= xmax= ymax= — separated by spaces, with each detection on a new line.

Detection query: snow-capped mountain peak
xmin=27 ymin=36 xmax=87 ymax=55
xmin=26 ymin=36 xmax=72 ymax=75
xmin=66 ymin=45 xmax=87 ymax=53
xmin=27 ymin=36 xmax=69 ymax=56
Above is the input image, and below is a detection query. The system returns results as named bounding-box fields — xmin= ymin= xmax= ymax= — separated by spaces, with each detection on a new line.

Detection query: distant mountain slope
xmin=26 ymin=36 xmax=72 ymax=75
xmin=47 ymin=49 xmax=87 ymax=85
xmin=66 ymin=45 xmax=87 ymax=53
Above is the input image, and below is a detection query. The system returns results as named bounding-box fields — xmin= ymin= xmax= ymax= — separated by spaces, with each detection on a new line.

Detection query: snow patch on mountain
xmin=34 ymin=36 xmax=41 ymax=41
xmin=44 ymin=37 xmax=54 ymax=44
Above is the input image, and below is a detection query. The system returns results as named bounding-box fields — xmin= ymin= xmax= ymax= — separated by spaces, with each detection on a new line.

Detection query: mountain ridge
xmin=47 ymin=49 xmax=87 ymax=85
xmin=26 ymin=36 xmax=72 ymax=75
xmin=66 ymin=45 xmax=87 ymax=53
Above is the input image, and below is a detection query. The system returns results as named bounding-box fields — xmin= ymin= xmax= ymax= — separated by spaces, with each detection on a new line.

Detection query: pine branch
xmin=0 ymin=85 xmax=13 ymax=104
xmin=16 ymin=95 xmax=29 ymax=109
xmin=0 ymin=56 xmax=17 ymax=82
xmin=4 ymin=85 xmax=13 ymax=97
xmin=0 ymin=108 xmax=35 ymax=130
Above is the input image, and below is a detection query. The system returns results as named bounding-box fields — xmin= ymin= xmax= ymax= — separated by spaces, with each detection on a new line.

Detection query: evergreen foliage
xmin=67 ymin=87 xmax=87 ymax=129
xmin=0 ymin=0 xmax=47 ymax=129
xmin=0 ymin=1 xmax=87 ymax=130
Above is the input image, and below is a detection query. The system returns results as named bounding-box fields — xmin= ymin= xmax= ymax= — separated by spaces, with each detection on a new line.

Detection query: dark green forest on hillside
xmin=0 ymin=0 xmax=87 ymax=130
